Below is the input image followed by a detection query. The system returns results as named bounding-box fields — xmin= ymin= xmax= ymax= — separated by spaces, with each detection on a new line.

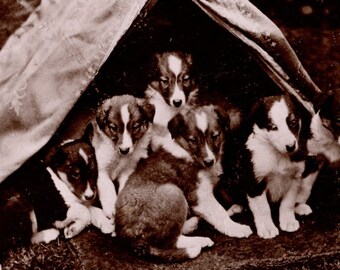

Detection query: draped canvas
xmin=0 ymin=0 xmax=323 ymax=182
xmin=0 ymin=0 xmax=150 ymax=181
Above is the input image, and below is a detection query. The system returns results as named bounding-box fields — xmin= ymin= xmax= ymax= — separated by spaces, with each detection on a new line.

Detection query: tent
xmin=0 ymin=0 xmax=325 ymax=182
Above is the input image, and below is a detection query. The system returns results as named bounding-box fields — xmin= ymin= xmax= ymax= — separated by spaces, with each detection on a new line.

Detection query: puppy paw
xmin=31 ymin=228 xmax=60 ymax=244
xmin=186 ymin=246 xmax=202 ymax=259
xmin=225 ymin=222 xmax=253 ymax=238
xmin=256 ymin=221 xmax=279 ymax=239
xmin=280 ymin=217 xmax=300 ymax=232
xmin=182 ymin=216 xmax=200 ymax=235
xmin=227 ymin=204 xmax=243 ymax=216
xmin=295 ymin=203 xmax=313 ymax=216
xmin=64 ymin=221 xmax=86 ymax=239
xmin=197 ymin=236 xmax=214 ymax=248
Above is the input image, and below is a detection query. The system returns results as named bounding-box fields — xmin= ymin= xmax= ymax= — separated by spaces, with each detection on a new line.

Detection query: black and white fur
xmin=115 ymin=105 xmax=252 ymax=262
xmin=91 ymin=95 xmax=155 ymax=227
xmin=244 ymin=95 xmax=305 ymax=239
xmin=145 ymin=51 xmax=198 ymax=151
xmin=295 ymin=89 xmax=340 ymax=215
xmin=0 ymin=135 xmax=113 ymax=260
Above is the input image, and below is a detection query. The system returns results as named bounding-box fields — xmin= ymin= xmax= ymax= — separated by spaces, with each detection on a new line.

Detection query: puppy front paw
xmin=280 ymin=217 xmax=300 ymax=232
xmin=182 ymin=216 xmax=200 ymax=235
xmin=295 ymin=203 xmax=313 ymax=216
xmin=256 ymin=220 xmax=279 ymax=239
xmin=64 ymin=221 xmax=87 ymax=239
xmin=224 ymin=222 xmax=253 ymax=238
xmin=31 ymin=228 xmax=60 ymax=244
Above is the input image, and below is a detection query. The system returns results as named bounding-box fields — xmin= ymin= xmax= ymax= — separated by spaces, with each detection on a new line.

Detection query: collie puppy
xmin=115 ymin=105 xmax=252 ymax=262
xmin=91 ymin=95 xmax=155 ymax=225
xmin=295 ymin=89 xmax=340 ymax=215
xmin=145 ymin=51 xmax=199 ymax=151
xmin=0 ymin=135 xmax=113 ymax=260
xmin=243 ymin=95 xmax=306 ymax=239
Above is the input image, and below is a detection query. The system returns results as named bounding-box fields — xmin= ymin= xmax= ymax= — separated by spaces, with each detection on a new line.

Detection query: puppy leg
xmin=89 ymin=206 xmax=115 ymax=236
xmin=295 ymin=171 xmax=319 ymax=215
xmin=97 ymin=171 xmax=117 ymax=220
xmin=54 ymin=203 xmax=91 ymax=239
xmin=31 ymin=228 xmax=60 ymax=244
xmin=248 ymin=192 xmax=279 ymax=239
xmin=175 ymin=235 xmax=214 ymax=259
xmin=182 ymin=216 xmax=200 ymax=235
xmin=279 ymin=182 xmax=300 ymax=232
xmin=194 ymin=174 xmax=252 ymax=238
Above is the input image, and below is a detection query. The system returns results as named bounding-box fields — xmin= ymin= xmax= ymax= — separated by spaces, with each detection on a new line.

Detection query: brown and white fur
xmin=0 ymin=135 xmax=113 ymax=259
xmin=295 ymin=89 xmax=340 ymax=216
xmin=115 ymin=105 xmax=252 ymax=262
xmin=243 ymin=95 xmax=306 ymax=239
xmin=91 ymin=95 xmax=155 ymax=227
xmin=145 ymin=51 xmax=198 ymax=151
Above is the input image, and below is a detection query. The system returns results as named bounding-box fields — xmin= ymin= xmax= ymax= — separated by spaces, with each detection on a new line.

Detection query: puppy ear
xmin=249 ymin=99 xmax=266 ymax=128
xmin=96 ymin=99 xmax=111 ymax=130
xmin=214 ymin=105 xmax=242 ymax=132
xmin=44 ymin=146 xmax=66 ymax=167
xmin=137 ymin=99 xmax=155 ymax=123
xmin=168 ymin=114 xmax=186 ymax=139
xmin=82 ymin=122 xmax=94 ymax=143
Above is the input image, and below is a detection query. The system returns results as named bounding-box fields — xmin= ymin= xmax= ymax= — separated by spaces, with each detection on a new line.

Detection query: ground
xmin=0 ymin=0 xmax=339 ymax=269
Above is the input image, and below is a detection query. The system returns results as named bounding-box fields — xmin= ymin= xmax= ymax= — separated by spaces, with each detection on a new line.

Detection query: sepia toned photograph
xmin=0 ymin=0 xmax=339 ymax=269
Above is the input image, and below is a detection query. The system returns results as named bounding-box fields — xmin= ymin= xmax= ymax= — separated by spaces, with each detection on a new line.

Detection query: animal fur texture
xmin=115 ymin=104 xmax=252 ymax=262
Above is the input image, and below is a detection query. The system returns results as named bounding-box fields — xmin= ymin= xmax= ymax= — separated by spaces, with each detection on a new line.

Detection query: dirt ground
xmin=0 ymin=0 xmax=339 ymax=269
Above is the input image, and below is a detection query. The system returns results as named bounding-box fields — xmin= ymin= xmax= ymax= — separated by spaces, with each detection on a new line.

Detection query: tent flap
xmin=0 ymin=0 xmax=151 ymax=182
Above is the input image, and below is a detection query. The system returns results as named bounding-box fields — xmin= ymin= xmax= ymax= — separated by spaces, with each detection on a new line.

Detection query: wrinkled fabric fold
xmin=0 ymin=0 xmax=150 ymax=182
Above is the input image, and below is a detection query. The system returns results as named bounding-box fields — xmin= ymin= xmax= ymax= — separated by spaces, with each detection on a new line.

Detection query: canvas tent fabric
xmin=0 ymin=0 xmax=323 ymax=182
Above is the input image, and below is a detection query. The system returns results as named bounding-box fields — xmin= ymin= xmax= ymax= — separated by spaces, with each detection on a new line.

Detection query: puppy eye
xmin=336 ymin=117 xmax=340 ymax=126
xmin=159 ymin=76 xmax=169 ymax=86
xmin=183 ymin=75 xmax=190 ymax=82
xmin=266 ymin=124 xmax=278 ymax=131
xmin=109 ymin=124 xmax=118 ymax=132
xmin=188 ymin=136 xmax=197 ymax=144
xmin=211 ymin=131 xmax=220 ymax=140
xmin=132 ymin=123 xmax=141 ymax=131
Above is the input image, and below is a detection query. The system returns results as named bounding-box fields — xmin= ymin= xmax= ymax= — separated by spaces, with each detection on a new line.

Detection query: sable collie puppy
xmin=295 ymin=89 xmax=340 ymax=215
xmin=145 ymin=51 xmax=198 ymax=153
xmin=115 ymin=105 xmax=252 ymax=262
xmin=243 ymin=95 xmax=306 ymax=239
xmin=145 ymin=51 xmax=198 ymax=126
xmin=91 ymin=95 xmax=155 ymax=224
xmin=0 ymin=135 xmax=113 ymax=260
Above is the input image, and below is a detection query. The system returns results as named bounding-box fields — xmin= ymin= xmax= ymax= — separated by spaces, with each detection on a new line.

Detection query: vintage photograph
xmin=0 ymin=0 xmax=339 ymax=269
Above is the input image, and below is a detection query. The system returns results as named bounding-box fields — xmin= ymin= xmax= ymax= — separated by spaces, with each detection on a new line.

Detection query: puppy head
xmin=45 ymin=139 xmax=98 ymax=203
xmin=168 ymin=105 xmax=231 ymax=168
xmin=250 ymin=95 xmax=301 ymax=155
xmin=318 ymin=89 xmax=340 ymax=143
xmin=148 ymin=51 xmax=197 ymax=108
xmin=96 ymin=95 xmax=155 ymax=155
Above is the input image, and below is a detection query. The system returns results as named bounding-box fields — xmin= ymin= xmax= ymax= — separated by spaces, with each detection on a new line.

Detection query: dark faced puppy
xmin=243 ymin=95 xmax=306 ymax=239
xmin=0 ymin=135 xmax=112 ymax=260
xmin=92 ymin=95 xmax=155 ymax=223
xmin=115 ymin=105 xmax=251 ymax=263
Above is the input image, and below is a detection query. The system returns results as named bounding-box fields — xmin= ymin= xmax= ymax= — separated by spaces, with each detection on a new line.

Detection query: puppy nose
xmin=119 ymin=147 xmax=130 ymax=155
xmin=286 ymin=142 xmax=296 ymax=153
xmin=85 ymin=193 xmax=95 ymax=201
xmin=204 ymin=159 xmax=215 ymax=167
xmin=173 ymin=99 xmax=182 ymax=108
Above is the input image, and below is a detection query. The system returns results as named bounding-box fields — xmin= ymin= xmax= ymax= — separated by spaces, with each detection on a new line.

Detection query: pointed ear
xmin=83 ymin=122 xmax=94 ymax=143
xmin=168 ymin=114 xmax=186 ymax=139
xmin=137 ymin=99 xmax=155 ymax=123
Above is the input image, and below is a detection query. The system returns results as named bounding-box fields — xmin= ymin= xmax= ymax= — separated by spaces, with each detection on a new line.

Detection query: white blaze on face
xmin=84 ymin=182 xmax=94 ymax=200
xmin=78 ymin=148 xmax=88 ymax=164
xmin=268 ymin=99 xmax=297 ymax=153
xmin=168 ymin=54 xmax=186 ymax=106
xmin=120 ymin=103 xmax=133 ymax=151
xmin=195 ymin=111 xmax=215 ymax=161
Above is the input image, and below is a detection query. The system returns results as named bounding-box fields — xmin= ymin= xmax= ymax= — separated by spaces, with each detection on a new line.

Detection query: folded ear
xmin=214 ymin=105 xmax=242 ymax=132
xmin=96 ymin=99 xmax=112 ymax=130
xmin=168 ymin=113 xmax=186 ymax=139
xmin=137 ymin=98 xmax=155 ymax=123
xmin=44 ymin=146 xmax=65 ymax=167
